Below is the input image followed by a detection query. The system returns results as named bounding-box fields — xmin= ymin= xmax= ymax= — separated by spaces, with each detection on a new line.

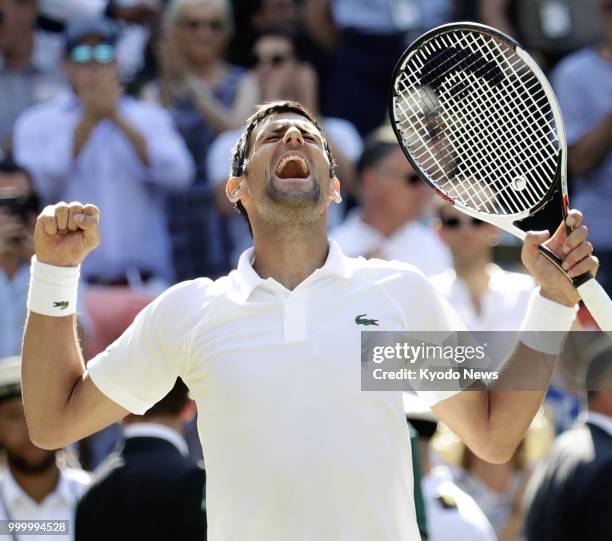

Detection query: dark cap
xmin=64 ymin=17 xmax=118 ymax=55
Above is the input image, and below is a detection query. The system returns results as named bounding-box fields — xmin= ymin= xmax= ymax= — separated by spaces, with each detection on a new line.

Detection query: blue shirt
xmin=553 ymin=48 xmax=612 ymax=248
xmin=0 ymin=265 xmax=30 ymax=357
xmin=13 ymin=92 xmax=195 ymax=282
xmin=0 ymin=263 xmax=90 ymax=357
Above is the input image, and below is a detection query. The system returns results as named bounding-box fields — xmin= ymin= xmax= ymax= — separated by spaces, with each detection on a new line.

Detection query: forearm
xmin=486 ymin=342 xmax=556 ymax=453
xmin=568 ymin=112 xmax=612 ymax=176
xmin=73 ymin=113 xmax=100 ymax=158
xmin=191 ymin=92 xmax=242 ymax=133
xmin=112 ymin=112 xmax=150 ymax=166
xmin=21 ymin=313 xmax=85 ymax=447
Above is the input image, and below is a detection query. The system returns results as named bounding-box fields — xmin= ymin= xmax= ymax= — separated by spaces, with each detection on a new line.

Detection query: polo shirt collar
xmin=123 ymin=422 xmax=189 ymax=456
xmin=235 ymin=238 xmax=352 ymax=302
xmin=1 ymin=465 xmax=72 ymax=508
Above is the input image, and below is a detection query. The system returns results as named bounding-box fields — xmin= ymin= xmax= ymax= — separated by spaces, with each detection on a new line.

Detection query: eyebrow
xmin=257 ymin=121 xmax=321 ymax=141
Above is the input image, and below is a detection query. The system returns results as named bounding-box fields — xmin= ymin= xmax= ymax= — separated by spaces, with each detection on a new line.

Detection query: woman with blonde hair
xmin=144 ymin=0 xmax=259 ymax=280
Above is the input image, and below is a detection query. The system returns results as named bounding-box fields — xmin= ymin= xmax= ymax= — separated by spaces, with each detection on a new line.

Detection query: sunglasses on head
xmin=254 ymin=53 xmax=293 ymax=67
xmin=69 ymin=43 xmax=115 ymax=64
xmin=440 ymin=216 xmax=485 ymax=229
xmin=180 ymin=17 xmax=223 ymax=32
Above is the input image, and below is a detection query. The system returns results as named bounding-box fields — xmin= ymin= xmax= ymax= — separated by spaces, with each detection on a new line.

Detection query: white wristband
xmin=518 ymin=288 xmax=577 ymax=354
xmin=27 ymin=256 xmax=80 ymax=317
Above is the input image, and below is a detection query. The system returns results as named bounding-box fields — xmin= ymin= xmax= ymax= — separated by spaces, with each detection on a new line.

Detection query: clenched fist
xmin=35 ymin=202 xmax=100 ymax=267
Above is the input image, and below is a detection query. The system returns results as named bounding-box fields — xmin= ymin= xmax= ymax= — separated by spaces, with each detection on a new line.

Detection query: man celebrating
xmin=21 ymin=101 xmax=598 ymax=540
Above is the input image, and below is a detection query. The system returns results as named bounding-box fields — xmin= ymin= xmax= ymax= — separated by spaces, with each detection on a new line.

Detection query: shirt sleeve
xmin=394 ymin=267 xmax=468 ymax=408
xmin=86 ymin=279 xmax=209 ymax=414
xmin=13 ymin=105 xmax=76 ymax=203
xmin=137 ymin=105 xmax=195 ymax=192
xmin=552 ymin=58 xmax=592 ymax=145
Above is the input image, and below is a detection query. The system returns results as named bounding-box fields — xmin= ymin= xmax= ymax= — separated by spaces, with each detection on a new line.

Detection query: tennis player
xmin=22 ymin=101 xmax=597 ymax=540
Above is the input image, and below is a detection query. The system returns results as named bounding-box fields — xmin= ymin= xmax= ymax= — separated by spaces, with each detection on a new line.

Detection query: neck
xmin=189 ymin=58 xmax=221 ymax=80
xmin=469 ymin=457 xmax=513 ymax=493
xmin=0 ymin=253 xmax=24 ymax=280
xmin=8 ymin=462 xmax=59 ymax=505
xmin=362 ymin=208 xmax=414 ymax=238
xmin=3 ymin=33 xmax=34 ymax=70
xmin=251 ymin=222 xmax=329 ymax=290
xmin=454 ymin=255 xmax=491 ymax=314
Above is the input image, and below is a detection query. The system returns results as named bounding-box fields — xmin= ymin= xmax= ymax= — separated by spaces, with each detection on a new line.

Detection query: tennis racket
xmin=389 ymin=22 xmax=612 ymax=330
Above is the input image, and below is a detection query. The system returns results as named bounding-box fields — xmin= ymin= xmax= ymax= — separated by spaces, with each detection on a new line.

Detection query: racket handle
xmin=537 ymin=245 xmax=612 ymax=330
xmin=576 ymin=279 xmax=612 ymax=331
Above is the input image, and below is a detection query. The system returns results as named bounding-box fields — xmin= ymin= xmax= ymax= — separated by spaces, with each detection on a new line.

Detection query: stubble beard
xmin=6 ymin=448 xmax=57 ymax=475
xmin=258 ymin=174 xmax=327 ymax=237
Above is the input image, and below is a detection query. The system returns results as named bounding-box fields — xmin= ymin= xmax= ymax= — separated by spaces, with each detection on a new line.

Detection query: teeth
xmin=275 ymin=155 xmax=309 ymax=176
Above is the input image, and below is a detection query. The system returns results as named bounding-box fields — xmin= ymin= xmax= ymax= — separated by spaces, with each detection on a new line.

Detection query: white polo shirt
xmin=430 ymin=265 xmax=535 ymax=331
xmin=330 ymin=209 xmax=452 ymax=277
xmin=87 ymin=240 xmax=467 ymax=541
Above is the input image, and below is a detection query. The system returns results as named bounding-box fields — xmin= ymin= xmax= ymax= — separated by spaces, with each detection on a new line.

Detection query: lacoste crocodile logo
xmin=53 ymin=301 xmax=69 ymax=310
xmin=355 ymin=314 xmax=379 ymax=326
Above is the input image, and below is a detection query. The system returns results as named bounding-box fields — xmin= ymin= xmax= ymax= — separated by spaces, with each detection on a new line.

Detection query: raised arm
xmin=433 ymin=210 xmax=597 ymax=463
xmin=22 ymin=202 xmax=128 ymax=450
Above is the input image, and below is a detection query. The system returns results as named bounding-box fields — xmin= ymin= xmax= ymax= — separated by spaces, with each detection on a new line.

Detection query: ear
xmin=226 ymin=176 xmax=248 ymax=203
xmin=328 ymin=177 xmax=342 ymax=204
xmin=180 ymin=399 xmax=197 ymax=423
xmin=433 ymin=217 xmax=447 ymax=242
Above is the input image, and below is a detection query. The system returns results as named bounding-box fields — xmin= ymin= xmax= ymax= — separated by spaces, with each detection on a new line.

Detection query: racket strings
xmin=393 ymin=29 xmax=561 ymax=216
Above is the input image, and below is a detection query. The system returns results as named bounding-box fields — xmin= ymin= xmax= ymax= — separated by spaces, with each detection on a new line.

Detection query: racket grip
xmin=576 ymin=279 xmax=612 ymax=331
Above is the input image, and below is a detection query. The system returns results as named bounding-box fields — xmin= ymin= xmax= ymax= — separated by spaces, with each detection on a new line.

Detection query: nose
xmin=282 ymin=126 xmax=304 ymax=147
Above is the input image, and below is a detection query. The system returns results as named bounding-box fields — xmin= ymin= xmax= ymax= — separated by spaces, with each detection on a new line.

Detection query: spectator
xmin=75 ymin=378 xmax=206 ymax=541
xmin=403 ymin=392 xmax=497 ymax=541
xmin=0 ymin=159 xmax=91 ymax=357
xmin=0 ymin=356 xmax=90 ymax=540
xmin=0 ymin=0 xmax=64 ymax=149
xmin=37 ymin=0 xmax=163 ymax=83
xmin=478 ymin=0 xmax=604 ymax=68
xmin=330 ymin=131 xmax=451 ymax=276
xmin=552 ymin=0 xmax=612 ymax=297
xmin=430 ymin=202 xmax=535 ymax=331
xmin=13 ymin=16 xmax=194 ymax=288
xmin=304 ymin=0 xmax=455 ymax=135
xmin=143 ymin=0 xmax=258 ymax=280
xmin=524 ymin=348 xmax=612 ymax=541
xmin=208 ymin=29 xmax=363 ymax=264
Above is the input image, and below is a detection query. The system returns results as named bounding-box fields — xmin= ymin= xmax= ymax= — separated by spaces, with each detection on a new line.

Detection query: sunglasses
xmin=255 ymin=53 xmax=293 ymax=67
xmin=440 ymin=216 xmax=485 ymax=229
xmin=378 ymin=168 xmax=422 ymax=185
xmin=179 ymin=17 xmax=224 ymax=32
xmin=69 ymin=44 xmax=116 ymax=64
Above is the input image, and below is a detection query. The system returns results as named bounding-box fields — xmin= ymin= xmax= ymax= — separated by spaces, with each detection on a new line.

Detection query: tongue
xmin=277 ymin=160 xmax=306 ymax=179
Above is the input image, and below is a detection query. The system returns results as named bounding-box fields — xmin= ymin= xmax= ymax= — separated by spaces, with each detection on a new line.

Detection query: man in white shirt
xmin=0 ymin=357 xmax=90 ymax=541
xmin=20 ymin=101 xmax=598 ymax=541
xmin=331 ymin=131 xmax=452 ymax=276
xmin=430 ymin=202 xmax=535 ymax=330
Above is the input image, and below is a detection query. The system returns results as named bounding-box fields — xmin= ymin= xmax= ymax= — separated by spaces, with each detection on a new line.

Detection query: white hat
xmin=402 ymin=392 xmax=437 ymax=423
xmin=0 ymin=357 xmax=22 ymax=399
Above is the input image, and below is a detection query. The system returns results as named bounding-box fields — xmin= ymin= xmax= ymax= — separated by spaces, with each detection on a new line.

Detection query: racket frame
xmin=388 ymin=21 xmax=592 ymax=288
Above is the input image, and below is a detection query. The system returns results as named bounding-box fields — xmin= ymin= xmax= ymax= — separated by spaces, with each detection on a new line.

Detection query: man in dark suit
xmin=524 ymin=348 xmax=612 ymax=541
xmin=75 ymin=378 xmax=206 ymax=540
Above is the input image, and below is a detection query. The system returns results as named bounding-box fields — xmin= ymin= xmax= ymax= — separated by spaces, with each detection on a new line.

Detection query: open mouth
xmin=274 ymin=153 xmax=310 ymax=179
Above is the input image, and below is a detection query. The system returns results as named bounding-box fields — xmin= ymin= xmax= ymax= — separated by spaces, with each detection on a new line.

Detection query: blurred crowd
xmin=0 ymin=0 xmax=611 ymax=540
